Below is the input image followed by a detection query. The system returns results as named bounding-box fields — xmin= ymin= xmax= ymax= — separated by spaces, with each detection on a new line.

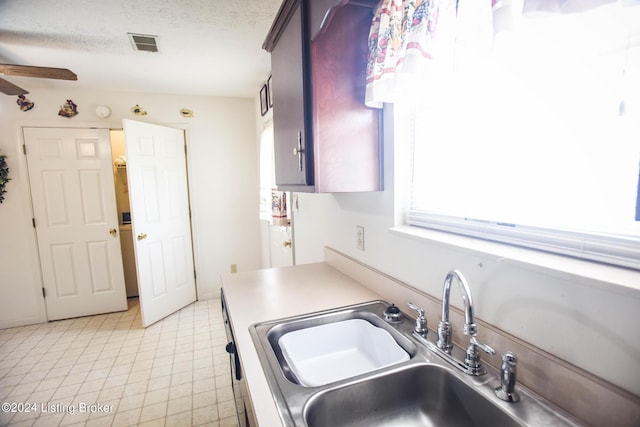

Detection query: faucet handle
xmin=470 ymin=336 xmax=495 ymax=355
xmin=407 ymin=302 xmax=424 ymax=316
xmin=464 ymin=336 xmax=495 ymax=375
xmin=407 ymin=302 xmax=427 ymax=336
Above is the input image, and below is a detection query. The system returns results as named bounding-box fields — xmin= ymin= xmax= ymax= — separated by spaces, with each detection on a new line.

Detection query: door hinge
xmin=32 ymin=218 xmax=36 ymax=228
xmin=22 ymin=144 xmax=27 ymax=155
xmin=42 ymin=288 xmax=46 ymax=298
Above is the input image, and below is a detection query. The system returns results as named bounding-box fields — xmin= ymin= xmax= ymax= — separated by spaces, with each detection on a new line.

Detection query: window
xmin=405 ymin=3 xmax=640 ymax=269
xmin=259 ymin=120 xmax=275 ymax=221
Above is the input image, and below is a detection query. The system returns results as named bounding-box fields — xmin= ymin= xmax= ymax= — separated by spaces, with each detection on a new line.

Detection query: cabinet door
xmin=311 ymin=4 xmax=381 ymax=192
xmin=271 ymin=3 xmax=313 ymax=188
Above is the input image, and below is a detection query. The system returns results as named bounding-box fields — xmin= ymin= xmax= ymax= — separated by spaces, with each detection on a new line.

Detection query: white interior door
xmin=24 ymin=127 xmax=127 ymax=321
xmin=269 ymin=225 xmax=294 ymax=268
xmin=124 ymin=119 xmax=196 ymax=327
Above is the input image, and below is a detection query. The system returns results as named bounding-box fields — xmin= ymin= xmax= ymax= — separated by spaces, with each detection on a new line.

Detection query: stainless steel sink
xmin=250 ymin=301 xmax=579 ymax=427
xmin=304 ymin=364 xmax=519 ymax=427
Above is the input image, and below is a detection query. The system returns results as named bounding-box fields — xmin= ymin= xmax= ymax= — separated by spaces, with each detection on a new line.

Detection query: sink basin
xmin=278 ymin=318 xmax=409 ymax=387
xmin=259 ymin=302 xmax=416 ymax=386
xmin=250 ymin=301 xmax=577 ymax=427
xmin=304 ymin=364 xmax=520 ymax=427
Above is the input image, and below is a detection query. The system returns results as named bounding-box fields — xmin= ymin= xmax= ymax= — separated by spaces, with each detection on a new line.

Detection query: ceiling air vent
xmin=128 ymin=33 xmax=159 ymax=52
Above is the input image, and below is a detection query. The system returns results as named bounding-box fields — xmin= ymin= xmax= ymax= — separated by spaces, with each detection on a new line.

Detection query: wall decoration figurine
xmin=16 ymin=95 xmax=34 ymax=112
xmin=0 ymin=154 xmax=10 ymax=204
xmin=131 ymin=104 xmax=147 ymax=116
xmin=58 ymin=99 xmax=79 ymax=118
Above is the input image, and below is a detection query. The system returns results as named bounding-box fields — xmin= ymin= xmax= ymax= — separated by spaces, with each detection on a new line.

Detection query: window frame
xmin=406 ymin=210 xmax=640 ymax=271
xmin=402 ymin=100 xmax=640 ymax=272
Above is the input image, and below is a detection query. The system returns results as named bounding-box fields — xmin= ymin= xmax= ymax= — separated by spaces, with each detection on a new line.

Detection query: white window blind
xmin=405 ymin=3 xmax=640 ymax=270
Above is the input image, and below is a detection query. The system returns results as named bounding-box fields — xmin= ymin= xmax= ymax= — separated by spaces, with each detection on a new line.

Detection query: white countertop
xmin=220 ymin=262 xmax=382 ymax=426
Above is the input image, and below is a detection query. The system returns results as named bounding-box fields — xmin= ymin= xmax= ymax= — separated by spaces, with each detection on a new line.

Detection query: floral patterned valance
xmin=365 ymin=0 xmax=624 ymax=108
xmin=365 ymin=0 xmax=442 ymax=108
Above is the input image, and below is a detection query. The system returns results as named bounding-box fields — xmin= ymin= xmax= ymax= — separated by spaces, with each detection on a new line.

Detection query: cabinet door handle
xmin=293 ymin=131 xmax=304 ymax=171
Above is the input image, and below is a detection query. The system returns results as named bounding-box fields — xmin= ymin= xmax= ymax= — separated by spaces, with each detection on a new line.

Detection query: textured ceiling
xmin=0 ymin=0 xmax=283 ymax=97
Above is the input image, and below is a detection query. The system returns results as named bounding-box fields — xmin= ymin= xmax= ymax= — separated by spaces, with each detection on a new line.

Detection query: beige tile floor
xmin=0 ymin=298 xmax=239 ymax=427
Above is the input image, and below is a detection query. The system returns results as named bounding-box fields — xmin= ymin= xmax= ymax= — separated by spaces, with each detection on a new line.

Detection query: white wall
xmin=291 ymin=111 xmax=640 ymax=397
xmin=0 ymin=88 xmax=262 ymax=328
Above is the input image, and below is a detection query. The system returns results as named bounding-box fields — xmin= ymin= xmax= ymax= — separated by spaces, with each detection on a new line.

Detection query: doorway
xmin=259 ymin=120 xmax=294 ymax=268
xmin=110 ymin=129 xmax=138 ymax=298
xmin=24 ymin=122 xmax=197 ymax=327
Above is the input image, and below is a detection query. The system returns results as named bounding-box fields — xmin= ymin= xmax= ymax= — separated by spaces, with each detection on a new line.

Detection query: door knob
xmin=283 ymin=239 xmax=292 ymax=248
xmin=137 ymin=233 xmax=148 ymax=241
xmin=109 ymin=228 xmax=117 ymax=237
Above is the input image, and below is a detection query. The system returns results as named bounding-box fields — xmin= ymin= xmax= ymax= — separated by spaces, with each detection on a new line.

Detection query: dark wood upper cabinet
xmin=264 ymin=0 xmax=382 ymax=193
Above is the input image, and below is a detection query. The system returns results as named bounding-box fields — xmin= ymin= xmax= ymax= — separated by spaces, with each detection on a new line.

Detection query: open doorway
xmin=110 ymin=121 xmax=198 ymax=327
xmin=109 ymin=129 xmax=138 ymax=298
xmin=259 ymin=120 xmax=294 ymax=268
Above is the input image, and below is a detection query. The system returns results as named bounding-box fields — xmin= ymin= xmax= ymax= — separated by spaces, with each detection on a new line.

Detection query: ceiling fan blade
xmin=0 ymin=64 xmax=77 ymax=81
xmin=0 ymin=77 xmax=28 ymax=95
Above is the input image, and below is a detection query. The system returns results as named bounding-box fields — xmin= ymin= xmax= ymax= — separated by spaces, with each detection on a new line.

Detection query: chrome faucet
xmin=437 ymin=270 xmax=495 ymax=375
xmin=437 ymin=270 xmax=475 ymax=353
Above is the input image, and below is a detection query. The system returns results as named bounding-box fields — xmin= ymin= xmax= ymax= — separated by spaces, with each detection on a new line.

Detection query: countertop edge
xmin=220 ymin=262 xmax=382 ymax=426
